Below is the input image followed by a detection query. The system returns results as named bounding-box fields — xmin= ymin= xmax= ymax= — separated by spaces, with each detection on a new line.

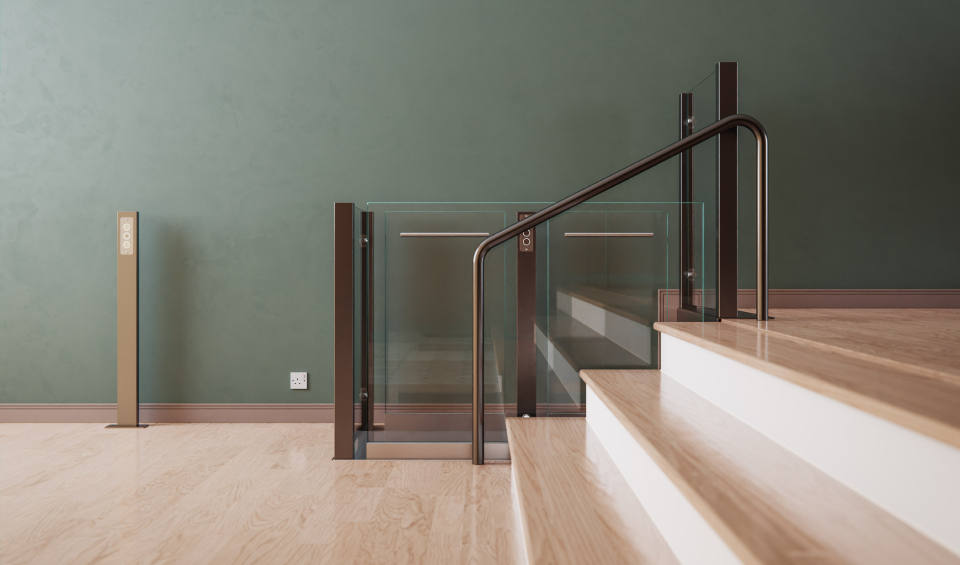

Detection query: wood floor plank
xmin=0 ymin=423 xmax=523 ymax=565
xmin=581 ymin=369 xmax=958 ymax=565
xmin=507 ymin=417 xmax=680 ymax=565
xmin=655 ymin=312 xmax=960 ymax=447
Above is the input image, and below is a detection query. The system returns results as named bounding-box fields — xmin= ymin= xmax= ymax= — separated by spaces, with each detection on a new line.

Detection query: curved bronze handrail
xmin=472 ymin=113 xmax=769 ymax=464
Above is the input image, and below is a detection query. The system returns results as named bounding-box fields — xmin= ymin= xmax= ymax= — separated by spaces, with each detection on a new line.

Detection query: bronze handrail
xmin=471 ymin=114 xmax=769 ymax=464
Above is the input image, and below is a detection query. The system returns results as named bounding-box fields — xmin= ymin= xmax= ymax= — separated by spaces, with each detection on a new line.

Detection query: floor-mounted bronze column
xmin=516 ymin=213 xmax=537 ymax=417
xmin=716 ymin=62 xmax=739 ymax=319
xmin=679 ymin=93 xmax=695 ymax=314
xmin=108 ymin=212 xmax=147 ymax=428
xmin=334 ymin=203 xmax=356 ymax=459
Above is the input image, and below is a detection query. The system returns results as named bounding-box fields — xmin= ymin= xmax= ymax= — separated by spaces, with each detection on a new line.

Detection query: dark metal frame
xmin=472 ymin=113 xmax=769 ymax=464
xmin=678 ymin=94 xmax=696 ymax=313
xmin=716 ymin=62 xmax=739 ymax=319
xmin=334 ymin=203 xmax=356 ymax=459
xmin=678 ymin=62 xmax=742 ymax=321
xmin=515 ymin=212 xmax=537 ymax=417
xmin=360 ymin=212 xmax=374 ymax=431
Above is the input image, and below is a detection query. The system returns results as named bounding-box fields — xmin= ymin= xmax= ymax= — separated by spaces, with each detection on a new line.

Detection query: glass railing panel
xmin=541 ymin=202 xmax=702 ymax=415
xmin=482 ymin=243 xmax=508 ymax=443
xmin=362 ymin=199 xmax=702 ymax=450
xmin=365 ymin=203 xmax=514 ymax=447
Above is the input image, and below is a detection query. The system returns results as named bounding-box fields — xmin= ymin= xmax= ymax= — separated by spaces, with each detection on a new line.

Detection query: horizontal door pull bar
xmin=564 ymin=232 xmax=654 ymax=237
xmin=400 ymin=232 xmax=490 ymax=238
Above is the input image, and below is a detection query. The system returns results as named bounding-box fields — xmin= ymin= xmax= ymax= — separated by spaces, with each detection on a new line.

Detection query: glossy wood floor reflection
xmin=729 ymin=309 xmax=960 ymax=381
xmin=506 ymin=417 xmax=678 ymax=565
xmin=0 ymin=423 xmax=522 ymax=565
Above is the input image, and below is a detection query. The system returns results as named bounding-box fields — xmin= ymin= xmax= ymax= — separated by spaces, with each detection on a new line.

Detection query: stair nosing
xmin=580 ymin=368 xmax=959 ymax=564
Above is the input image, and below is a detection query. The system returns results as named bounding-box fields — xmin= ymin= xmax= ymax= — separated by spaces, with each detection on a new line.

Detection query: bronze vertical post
xmin=334 ymin=203 xmax=356 ymax=459
xmin=716 ymin=62 xmax=739 ymax=319
xmin=516 ymin=213 xmax=537 ymax=417
xmin=679 ymin=93 xmax=695 ymax=313
xmin=109 ymin=212 xmax=147 ymax=428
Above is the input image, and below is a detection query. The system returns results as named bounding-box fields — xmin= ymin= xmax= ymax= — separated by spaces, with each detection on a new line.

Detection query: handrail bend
xmin=472 ymin=113 xmax=769 ymax=464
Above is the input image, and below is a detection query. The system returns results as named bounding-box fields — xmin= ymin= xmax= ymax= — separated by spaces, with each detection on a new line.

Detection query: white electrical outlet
xmin=290 ymin=372 xmax=308 ymax=390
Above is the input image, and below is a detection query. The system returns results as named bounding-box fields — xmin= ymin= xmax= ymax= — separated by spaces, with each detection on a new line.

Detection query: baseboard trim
xmin=658 ymin=289 xmax=960 ymax=321
xmin=0 ymin=402 xmax=586 ymax=423
xmin=0 ymin=403 xmax=334 ymax=423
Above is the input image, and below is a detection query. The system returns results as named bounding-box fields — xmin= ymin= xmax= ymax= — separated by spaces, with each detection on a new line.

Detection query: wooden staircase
xmin=506 ymin=310 xmax=960 ymax=565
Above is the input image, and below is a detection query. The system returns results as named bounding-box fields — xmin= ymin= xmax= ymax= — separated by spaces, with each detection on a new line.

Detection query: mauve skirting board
xmin=0 ymin=403 xmax=583 ymax=423
xmin=0 ymin=404 xmax=334 ymax=423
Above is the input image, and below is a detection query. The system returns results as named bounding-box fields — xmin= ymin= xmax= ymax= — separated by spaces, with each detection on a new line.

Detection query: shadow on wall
xmin=139 ymin=220 xmax=190 ymax=403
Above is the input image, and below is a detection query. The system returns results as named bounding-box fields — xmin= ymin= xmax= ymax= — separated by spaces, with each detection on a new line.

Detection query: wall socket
xmin=290 ymin=372 xmax=308 ymax=390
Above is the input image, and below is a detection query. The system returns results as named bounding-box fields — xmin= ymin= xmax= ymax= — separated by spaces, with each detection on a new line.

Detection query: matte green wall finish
xmin=1 ymin=0 xmax=958 ymax=403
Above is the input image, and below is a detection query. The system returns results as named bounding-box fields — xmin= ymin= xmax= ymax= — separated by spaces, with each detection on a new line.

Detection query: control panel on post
xmin=518 ymin=213 xmax=535 ymax=252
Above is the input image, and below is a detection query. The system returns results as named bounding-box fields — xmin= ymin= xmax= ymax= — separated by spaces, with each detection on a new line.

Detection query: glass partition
xmin=360 ymin=201 xmax=702 ymax=456
xmin=367 ymin=204 xmax=511 ymax=451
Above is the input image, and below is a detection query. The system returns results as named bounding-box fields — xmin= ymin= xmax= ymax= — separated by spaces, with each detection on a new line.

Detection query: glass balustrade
xmin=344 ymin=200 xmax=702 ymax=459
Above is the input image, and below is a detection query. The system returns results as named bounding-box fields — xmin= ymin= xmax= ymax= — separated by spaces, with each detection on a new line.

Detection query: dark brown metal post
xmin=334 ymin=203 xmax=356 ymax=460
xmin=716 ymin=62 xmax=739 ymax=319
xmin=363 ymin=212 xmax=375 ymax=430
xmin=516 ymin=213 xmax=537 ymax=417
xmin=679 ymin=94 xmax=695 ymax=313
xmin=360 ymin=212 xmax=371 ymax=431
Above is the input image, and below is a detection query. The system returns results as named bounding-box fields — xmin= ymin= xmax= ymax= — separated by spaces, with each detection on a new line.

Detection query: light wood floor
xmin=0 ymin=423 xmax=522 ymax=565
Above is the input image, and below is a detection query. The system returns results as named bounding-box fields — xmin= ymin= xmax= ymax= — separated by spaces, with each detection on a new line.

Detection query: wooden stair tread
xmin=654 ymin=320 xmax=960 ymax=447
xmin=726 ymin=308 xmax=960 ymax=382
xmin=505 ymin=417 xmax=679 ymax=565
xmin=580 ymin=368 xmax=956 ymax=565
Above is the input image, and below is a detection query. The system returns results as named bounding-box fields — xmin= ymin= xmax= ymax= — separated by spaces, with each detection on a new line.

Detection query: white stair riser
xmin=586 ymin=385 xmax=745 ymax=565
xmin=557 ymin=292 xmax=651 ymax=363
xmin=661 ymin=334 xmax=960 ymax=555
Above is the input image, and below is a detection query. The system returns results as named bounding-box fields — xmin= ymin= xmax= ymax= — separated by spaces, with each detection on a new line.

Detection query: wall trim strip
xmin=658 ymin=289 xmax=960 ymax=321
xmin=0 ymin=402 xmax=586 ymax=423
xmin=0 ymin=403 xmax=335 ymax=423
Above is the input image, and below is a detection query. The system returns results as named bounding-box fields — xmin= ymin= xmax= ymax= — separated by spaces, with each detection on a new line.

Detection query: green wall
xmin=1 ymin=0 xmax=958 ymax=403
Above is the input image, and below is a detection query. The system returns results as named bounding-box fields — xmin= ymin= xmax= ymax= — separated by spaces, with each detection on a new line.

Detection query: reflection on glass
xmin=361 ymin=201 xmax=703 ymax=449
